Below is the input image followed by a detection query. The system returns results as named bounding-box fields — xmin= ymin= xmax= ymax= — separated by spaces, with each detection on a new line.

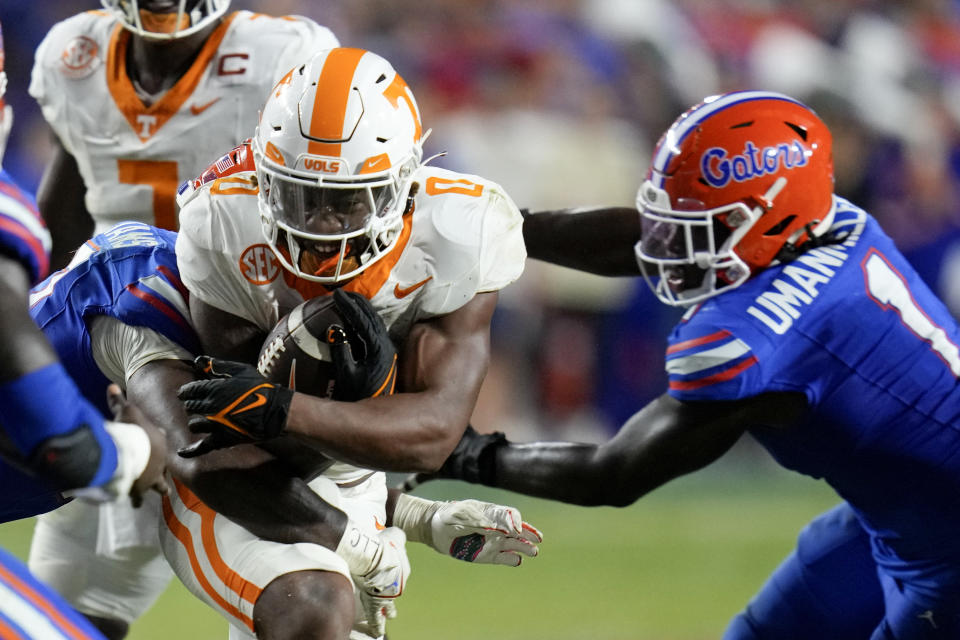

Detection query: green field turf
xmin=0 ymin=456 xmax=838 ymax=640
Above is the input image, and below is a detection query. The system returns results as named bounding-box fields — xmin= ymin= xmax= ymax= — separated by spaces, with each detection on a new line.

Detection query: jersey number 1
xmin=863 ymin=250 xmax=960 ymax=376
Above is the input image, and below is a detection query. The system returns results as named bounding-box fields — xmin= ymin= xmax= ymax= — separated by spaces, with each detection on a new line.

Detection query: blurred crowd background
xmin=5 ymin=0 xmax=960 ymax=442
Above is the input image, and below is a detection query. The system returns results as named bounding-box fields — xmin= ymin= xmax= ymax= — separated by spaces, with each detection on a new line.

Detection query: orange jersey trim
xmin=306 ymin=48 xmax=367 ymax=157
xmin=284 ymin=206 xmax=415 ymax=301
xmin=106 ymin=12 xmax=238 ymax=141
xmin=668 ymin=355 xmax=758 ymax=391
xmin=0 ymin=563 xmax=95 ymax=639
xmin=0 ymin=616 xmax=25 ymax=640
xmin=665 ymin=329 xmax=733 ymax=355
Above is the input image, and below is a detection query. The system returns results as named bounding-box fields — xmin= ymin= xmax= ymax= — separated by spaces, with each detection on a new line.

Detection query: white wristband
xmin=64 ymin=420 xmax=151 ymax=503
xmin=391 ymin=493 xmax=441 ymax=546
xmin=336 ymin=519 xmax=384 ymax=576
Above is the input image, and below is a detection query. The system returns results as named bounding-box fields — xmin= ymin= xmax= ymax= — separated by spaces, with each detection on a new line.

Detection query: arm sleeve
xmin=28 ymin=23 xmax=71 ymax=152
xmin=477 ymin=185 xmax=526 ymax=292
xmin=88 ymin=314 xmax=193 ymax=386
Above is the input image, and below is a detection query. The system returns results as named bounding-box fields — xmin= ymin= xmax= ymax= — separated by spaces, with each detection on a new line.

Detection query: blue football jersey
xmin=665 ymin=197 xmax=960 ymax=582
xmin=0 ymin=169 xmax=50 ymax=285
xmin=29 ymin=222 xmax=199 ymax=417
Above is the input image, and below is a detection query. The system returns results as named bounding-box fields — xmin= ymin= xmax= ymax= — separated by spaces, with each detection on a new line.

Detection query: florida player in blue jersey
xmin=0 ymin=22 xmax=168 ymax=639
xmin=409 ymin=91 xmax=960 ymax=639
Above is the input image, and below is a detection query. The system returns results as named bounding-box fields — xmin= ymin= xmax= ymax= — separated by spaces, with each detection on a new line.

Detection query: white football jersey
xmin=176 ymin=163 xmax=527 ymax=482
xmin=30 ymin=10 xmax=338 ymax=233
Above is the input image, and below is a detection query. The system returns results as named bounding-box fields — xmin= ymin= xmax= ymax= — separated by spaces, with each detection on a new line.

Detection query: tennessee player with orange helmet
xmin=156 ymin=48 xmax=541 ymax=640
xmin=421 ymin=91 xmax=960 ymax=638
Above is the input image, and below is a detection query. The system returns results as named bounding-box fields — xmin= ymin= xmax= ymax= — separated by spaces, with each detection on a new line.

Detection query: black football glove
xmin=176 ymin=356 xmax=294 ymax=458
xmin=401 ymin=425 xmax=508 ymax=490
xmin=329 ymin=288 xmax=398 ymax=401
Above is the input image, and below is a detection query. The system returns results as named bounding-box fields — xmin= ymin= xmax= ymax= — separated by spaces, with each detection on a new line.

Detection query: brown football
xmin=257 ymin=296 xmax=345 ymax=398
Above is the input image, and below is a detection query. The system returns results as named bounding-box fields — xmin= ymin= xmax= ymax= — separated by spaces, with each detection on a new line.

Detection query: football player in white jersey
xmin=26 ymin=1 xmax=340 ymax=638
xmin=170 ymin=47 xmax=539 ymax=638
xmin=29 ymin=0 xmax=338 ymax=270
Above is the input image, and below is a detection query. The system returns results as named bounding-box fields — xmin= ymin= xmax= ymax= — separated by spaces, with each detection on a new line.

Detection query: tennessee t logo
xmin=394 ymin=277 xmax=432 ymax=298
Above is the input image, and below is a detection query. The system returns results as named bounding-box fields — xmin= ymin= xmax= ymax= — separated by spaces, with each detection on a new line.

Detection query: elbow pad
xmin=28 ymin=425 xmax=103 ymax=491
xmin=0 ymin=363 xmax=118 ymax=490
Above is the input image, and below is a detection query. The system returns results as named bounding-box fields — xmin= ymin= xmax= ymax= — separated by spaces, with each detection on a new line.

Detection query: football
xmin=257 ymin=296 xmax=346 ymax=398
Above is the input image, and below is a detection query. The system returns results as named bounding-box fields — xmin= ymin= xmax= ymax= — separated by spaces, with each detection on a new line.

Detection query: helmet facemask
xmin=101 ymin=0 xmax=230 ymax=40
xmin=253 ymin=48 xmax=425 ymax=285
xmin=256 ymin=145 xmax=418 ymax=284
xmin=636 ymin=180 xmax=764 ymax=306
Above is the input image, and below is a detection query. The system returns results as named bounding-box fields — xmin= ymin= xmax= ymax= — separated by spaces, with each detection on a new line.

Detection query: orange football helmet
xmin=636 ymin=91 xmax=836 ymax=306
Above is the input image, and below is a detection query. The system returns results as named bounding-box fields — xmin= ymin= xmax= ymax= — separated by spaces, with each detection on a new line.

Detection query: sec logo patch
xmin=59 ymin=36 xmax=100 ymax=79
xmin=239 ymin=244 xmax=281 ymax=285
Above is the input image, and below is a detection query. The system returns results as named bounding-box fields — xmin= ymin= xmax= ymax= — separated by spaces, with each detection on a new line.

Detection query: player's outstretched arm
xmin=387 ymin=487 xmax=542 ymax=566
xmin=522 ymin=206 xmax=642 ymax=276
xmin=420 ymin=392 xmax=807 ymax=507
xmin=36 ymin=138 xmax=94 ymax=271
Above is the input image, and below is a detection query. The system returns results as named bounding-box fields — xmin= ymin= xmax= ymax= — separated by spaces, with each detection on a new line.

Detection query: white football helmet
xmin=100 ymin=0 xmax=230 ymax=40
xmin=0 ymin=20 xmax=11 ymax=165
xmin=253 ymin=48 xmax=425 ymax=284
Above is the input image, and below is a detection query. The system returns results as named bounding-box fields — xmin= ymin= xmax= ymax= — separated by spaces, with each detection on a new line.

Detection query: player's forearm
xmin=131 ymin=360 xmax=347 ymax=548
xmin=286 ymin=391 xmax=465 ymax=472
xmin=36 ymin=145 xmax=93 ymax=272
xmin=522 ymin=206 xmax=642 ymax=276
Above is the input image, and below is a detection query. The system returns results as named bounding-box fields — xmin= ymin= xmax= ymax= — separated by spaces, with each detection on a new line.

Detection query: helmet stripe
xmin=649 ymin=91 xmax=807 ymax=188
xmin=306 ymin=48 xmax=367 ymax=157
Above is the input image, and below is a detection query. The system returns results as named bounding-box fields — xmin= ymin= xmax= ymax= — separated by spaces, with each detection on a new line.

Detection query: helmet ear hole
xmin=764 ymin=215 xmax=796 ymax=236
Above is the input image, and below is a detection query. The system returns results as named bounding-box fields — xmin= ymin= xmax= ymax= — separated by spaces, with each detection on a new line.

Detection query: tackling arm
xmin=126 ymin=358 xmax=347 ymax=548
xmin=439 ymin=392 xmax=806 ymax=507
xmin=522 ymin=206 xmax=642 ymax=276
xmin=36 ymin=138 xmax=93 ymax=271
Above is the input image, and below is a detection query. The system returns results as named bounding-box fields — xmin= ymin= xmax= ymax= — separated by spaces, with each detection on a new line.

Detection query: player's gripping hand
xmin=392 ymin=493 xmax=542 ymax=566
xmin=329 ymin=288 xmax=398 ymax=401
xmin=336 ymin=522 xmax=410 ymax=637
xmin=176 ymin=356 xmax=293 ymax=458
xmin=105 ymin=384 xmax=170 ymax=507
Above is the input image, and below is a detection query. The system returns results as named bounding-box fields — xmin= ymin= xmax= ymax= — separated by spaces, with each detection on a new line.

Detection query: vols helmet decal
xmin=636 ymin=91 xmax=835 ymax=306
xmin=253 ymin=48 xmax=424 ymax=284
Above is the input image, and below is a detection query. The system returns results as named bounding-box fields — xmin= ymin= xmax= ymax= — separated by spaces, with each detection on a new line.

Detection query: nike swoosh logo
xmin=190 ymin=98 xmax=220 ymax=116
xmin=374 ymin=517 xmax=385 ymax=531
xmin=233 ymin=392 xmax=267 ymax=415
xmin=394 ymin=276 xmax=432 ymax=298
